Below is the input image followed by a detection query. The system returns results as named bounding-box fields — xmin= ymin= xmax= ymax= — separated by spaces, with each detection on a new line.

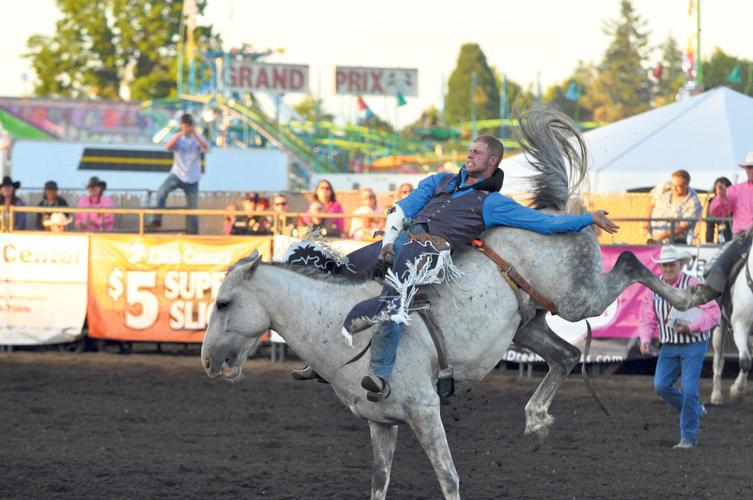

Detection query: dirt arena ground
xmin=1 ymin=351 xmax=752 ymax=499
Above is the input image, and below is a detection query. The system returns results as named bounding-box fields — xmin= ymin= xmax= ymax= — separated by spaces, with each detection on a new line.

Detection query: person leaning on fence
xmin=348 ymin=187 xmax=383 ymax=241
xmin=0 ymin=176 xmax=26 ymax=230
xmin=43 ymin=212 xmax=72 ymax=233
xmin=638 ymin=245 xmax=720 ymax=449
xmin=231 ymin=193 xmax=272 ymax=235
xmin=395 ymin=182 xmax=413 ymax=203
xmin=75 ymin=176 xmax=114 ymax=232
xmin=147 ymin=113 xmax=208 ymax=235
xmin=36 ymin=180 xmax=69 ymax=230
xmin=704 ymin=176 xmax=733 ymax=244
xmin=306 ymin=180 xmax=344 ymax=235
xmin=644 ymin=169 xmax=702 ymax=244
xmin=272 ymin=193 xmax=294 ymax=234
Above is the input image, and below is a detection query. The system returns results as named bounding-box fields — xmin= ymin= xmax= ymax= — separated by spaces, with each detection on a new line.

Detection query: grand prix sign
xmin=335 ymin=66 xmax=418 ymax=97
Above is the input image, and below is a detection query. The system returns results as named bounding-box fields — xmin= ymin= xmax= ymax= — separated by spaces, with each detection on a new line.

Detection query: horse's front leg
xmin=407 ymin=405 xmax=459 ymax=500
xmin=710 ymin=325 xmax=725 ymax=405
xmin=368 ymin=421 xmax=398 ymax=500
xmin=513 ymin=311 xmax=580 ymax=451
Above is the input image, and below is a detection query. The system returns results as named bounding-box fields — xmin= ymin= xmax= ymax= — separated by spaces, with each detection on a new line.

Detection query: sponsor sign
xmin=229 ymin=62 xmax=309 ymax=93
xmin=335 ymin=66 xmax=418 ymax=97
xmin=0 ymin=234 xmax=88 ymax=345
xmin=87 ymin=235 xmax=272 ymax=342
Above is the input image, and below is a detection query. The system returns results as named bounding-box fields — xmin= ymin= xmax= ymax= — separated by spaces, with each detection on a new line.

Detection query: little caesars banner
xmin=88 ymin=235 xmax=271 ymax=342
xmin=0 ymin=234 xmax=89 ymax=345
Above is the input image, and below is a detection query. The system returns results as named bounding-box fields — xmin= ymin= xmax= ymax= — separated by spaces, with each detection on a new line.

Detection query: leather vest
xmin=412 ymin=174 xmax=492 ymax=247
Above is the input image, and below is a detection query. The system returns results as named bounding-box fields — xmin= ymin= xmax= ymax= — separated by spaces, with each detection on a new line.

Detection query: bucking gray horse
xmin=201 ymin=108 xmax=704 ymax=499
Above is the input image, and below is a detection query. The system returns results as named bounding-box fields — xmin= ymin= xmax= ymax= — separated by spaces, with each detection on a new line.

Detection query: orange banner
xmin=87 ymin=235 xmax=272 ymax=342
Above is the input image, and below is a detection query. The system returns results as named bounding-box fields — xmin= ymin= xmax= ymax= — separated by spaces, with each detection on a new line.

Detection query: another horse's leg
xmin=710 ymin=325 xmax=725 ymax=405
xmin=513 ymin=311 xmax=580 ymax=451
xmin=407 ymin=406 xmax=460 ymax=500
xmin=368 ymin=421 xmax=398 ymax=500
xmin=730 ymin=317 xmax=753 ymax=401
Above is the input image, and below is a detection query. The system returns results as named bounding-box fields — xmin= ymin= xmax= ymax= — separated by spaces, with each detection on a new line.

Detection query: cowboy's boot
xmin=291 ymin=365 xmax=329 ymax=384
xmin=361 ymin=374 xmax=391 ymax=403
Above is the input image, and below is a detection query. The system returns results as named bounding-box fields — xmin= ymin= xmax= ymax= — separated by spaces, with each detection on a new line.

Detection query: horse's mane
xmin=514 ymin=106 xmax=589 ymax=212
xmin=266 ymin=262 xmax=373 ymax=286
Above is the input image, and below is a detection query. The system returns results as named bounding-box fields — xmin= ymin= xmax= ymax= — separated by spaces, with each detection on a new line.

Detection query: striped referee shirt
xmin=638 ymin=272 xmax=721 ymax=345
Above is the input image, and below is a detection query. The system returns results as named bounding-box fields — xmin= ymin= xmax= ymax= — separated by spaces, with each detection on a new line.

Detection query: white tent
xmin=501 ymin=87 xmax=752 ymax=193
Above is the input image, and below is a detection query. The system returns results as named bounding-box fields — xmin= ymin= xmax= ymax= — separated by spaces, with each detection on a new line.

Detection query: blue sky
xmin=2 ymin=0 xmax=751 ymax=123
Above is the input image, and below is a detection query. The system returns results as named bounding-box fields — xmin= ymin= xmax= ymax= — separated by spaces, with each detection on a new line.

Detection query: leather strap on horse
xmin=415 ymin=294 xmax=455 ymax=405
xmin=471 ymin=239 xmax=558 ymax=315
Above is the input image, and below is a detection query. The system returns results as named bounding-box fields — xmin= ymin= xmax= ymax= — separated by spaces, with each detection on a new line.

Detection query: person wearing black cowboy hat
xmin=0 ymin=175 xmax=26 ymax=230
xmin=36 ymin=180 xmax=69 ymax=230
xmin=75 ymin=176 xmax=114 ymax=232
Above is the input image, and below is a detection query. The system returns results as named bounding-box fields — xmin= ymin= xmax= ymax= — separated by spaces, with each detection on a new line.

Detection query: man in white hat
xmin=43 ymin=212 xmax=72 ymax=233
xmin=695 ymin=151 xmax=753 ymax=297
xmin=638 ymin=245 xmax=720 ymax=449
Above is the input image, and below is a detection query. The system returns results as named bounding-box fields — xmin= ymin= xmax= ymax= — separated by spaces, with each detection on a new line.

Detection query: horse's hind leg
xmin=368 ymin=421 xmax=398 ymax=500
xmin=407 ymin=406 xmax=460 ymax=500
xmin=710 ymin=325 xmax=725 ymax=405
xmin=513 ymin=311 xmax=580 ymax=451
xmin=603 ymin=252 xmax=715 ymax=313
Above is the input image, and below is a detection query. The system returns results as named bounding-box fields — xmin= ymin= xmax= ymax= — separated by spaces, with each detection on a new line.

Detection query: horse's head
xmin=201 ymin=250 xmax=269 ymax=381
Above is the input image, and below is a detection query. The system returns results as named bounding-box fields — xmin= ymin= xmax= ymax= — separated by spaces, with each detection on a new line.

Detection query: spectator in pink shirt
xmin=694 ymin=151 xmax=753 ymax=298
xmin=305 ymin=180 xmax=344 ymax=236
xmin=638 ymin=245 xmax=720 ymax=449
xmin=75 ymin=176 xmax=114 ymax=232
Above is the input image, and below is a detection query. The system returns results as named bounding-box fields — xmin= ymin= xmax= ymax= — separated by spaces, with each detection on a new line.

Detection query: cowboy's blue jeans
xmin=370 ymin=225 xmax=428 ymax=380
xmin=151 ymin=173 xmax=199 ymax=234
xmin=654 ymin=340 xmax=708 ymax=444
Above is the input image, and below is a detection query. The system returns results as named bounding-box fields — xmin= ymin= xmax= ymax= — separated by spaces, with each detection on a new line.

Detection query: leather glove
xmin=375 ymin=243 xmax=394 ymax=278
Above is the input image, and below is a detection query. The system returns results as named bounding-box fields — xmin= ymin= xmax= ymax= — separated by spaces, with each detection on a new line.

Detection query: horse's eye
xmin=216 ymin=300 xmax=230 ymax=310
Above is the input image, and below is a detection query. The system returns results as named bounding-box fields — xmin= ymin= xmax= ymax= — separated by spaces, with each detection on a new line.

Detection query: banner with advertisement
xmin=0 ymin=233 xmax=89 ymax=345
xmin=87 ymin=235 xmax=272 ymax=342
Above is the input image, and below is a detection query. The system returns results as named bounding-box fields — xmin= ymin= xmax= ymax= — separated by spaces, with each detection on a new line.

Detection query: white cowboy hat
xmin=738 ymin=151 xmax=753 ymax=167
xmin=651 ymin=245 xmax=693 ymax=264
xmin=43 ymin=212 xmax=72 ymax=227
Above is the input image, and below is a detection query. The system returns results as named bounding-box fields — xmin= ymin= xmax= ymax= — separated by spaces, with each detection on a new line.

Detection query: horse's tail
xmin=515 ymin=106 xmax=589 ymax=212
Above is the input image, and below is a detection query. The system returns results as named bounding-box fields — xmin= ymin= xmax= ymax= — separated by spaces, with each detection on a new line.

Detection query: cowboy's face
xmin=671 ymin=175 xmax=689 ymax=196
xmin=660 ymin=260 xmax=683 ymax=284
xmin=88 ymin=185 xmax=103 ymax=197
xmin=465 ymin=141 xmax=497 ymax=178
xmin=44 ymin=188 xmax=57 ymax=201
xmin=1 ymin=185 xmax=12 ymax=198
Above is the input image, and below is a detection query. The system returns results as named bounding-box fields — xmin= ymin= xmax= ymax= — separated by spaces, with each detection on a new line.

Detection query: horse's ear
xmin=249 ymin=250 xmax=261 ymax=271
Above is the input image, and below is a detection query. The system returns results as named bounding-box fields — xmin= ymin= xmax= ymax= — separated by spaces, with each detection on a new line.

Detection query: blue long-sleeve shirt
xmin=396 ymin=169 xmax=593 ymax=235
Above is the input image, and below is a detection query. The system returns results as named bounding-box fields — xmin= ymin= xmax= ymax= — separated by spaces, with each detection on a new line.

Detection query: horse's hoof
xmin=709 ymin=393 xmax=723 ymax=406
xmin=729 ymin=388 xmax=745 ymax=402
xmin=524 ymin=423 xmax=550 ymax=452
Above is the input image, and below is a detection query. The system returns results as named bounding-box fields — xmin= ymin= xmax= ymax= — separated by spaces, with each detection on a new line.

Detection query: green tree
xmin=25 ymin=0 xmax=220 ymax=100
xmin=444 ymin=43 xmax=500 ymax=125
xmin=702 ymin=48 xmax=753 ymax=96
xmin=293 ymin=95 xmax=334 ymax=122
xmin=652 ymin=36 xmax=685 ymax=106
xmin=584 ymin=0 xmax=652 ymax=122
xmin=542 ymin=62 xmax=597 ymax=122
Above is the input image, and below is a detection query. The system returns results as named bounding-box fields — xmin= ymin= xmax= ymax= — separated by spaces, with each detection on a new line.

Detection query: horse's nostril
xmin=203 ymin=357 xmax=211 ymax=370
xmin=224 ymin=358 xmax=232 ymax=367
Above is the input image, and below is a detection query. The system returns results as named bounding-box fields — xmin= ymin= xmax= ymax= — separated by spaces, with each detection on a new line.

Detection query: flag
xmin=356 ymin=96 xmax=374 ymax=119
xmin=652 ymin=63 xmax=663 ymax=80
xmin=727 ymin=65 xmax=742 ymax=84
xmin=396 ymin=90 xmax=407 ymax=107
xmin=564 ymin=81 xmax=579 ymax=101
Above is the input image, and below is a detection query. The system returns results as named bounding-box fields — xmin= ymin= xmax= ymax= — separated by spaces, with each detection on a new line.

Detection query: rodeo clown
xmin=334 ymin=134 xmax=619 ymax=401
